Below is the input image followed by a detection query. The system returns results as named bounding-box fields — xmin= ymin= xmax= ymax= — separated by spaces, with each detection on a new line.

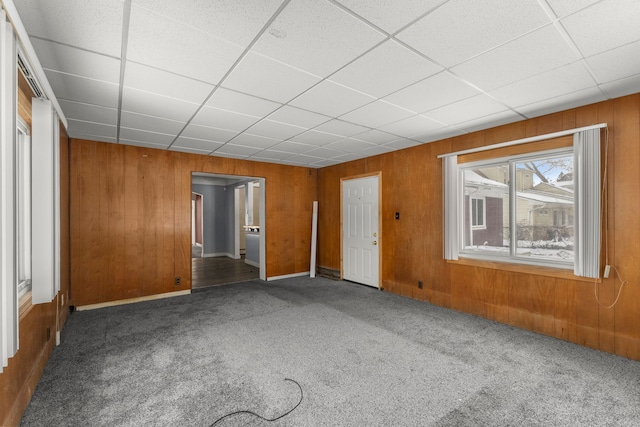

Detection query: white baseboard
xmin=203 ymin=252 xmax=234 ymax=258
xmin=75 ymin=290 xmax=191 ymax=311
xmin=244 ymin=258 xmax=260 ymax=268
xmin=267 ymin=271 xmax=310 ymax=281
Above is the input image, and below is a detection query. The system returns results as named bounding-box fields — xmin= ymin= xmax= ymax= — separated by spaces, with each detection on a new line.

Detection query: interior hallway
xmin=191 ymin=252 xmax=259 ymax=289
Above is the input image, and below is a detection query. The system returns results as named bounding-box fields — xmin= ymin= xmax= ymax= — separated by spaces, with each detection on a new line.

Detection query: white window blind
xmin=443 ymin=155 xmax=459 ymax=261
xmin=573 ymin=128 xmax=601 ymax=278
xmin=1 ymin=9 xmax=18 ymax=372
xmin=31 ymin=98 xmax=61 ymax=304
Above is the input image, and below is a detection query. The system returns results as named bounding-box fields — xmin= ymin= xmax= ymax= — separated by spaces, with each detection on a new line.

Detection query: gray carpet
xmin=20 ymin=277 xmax=640 ymax=426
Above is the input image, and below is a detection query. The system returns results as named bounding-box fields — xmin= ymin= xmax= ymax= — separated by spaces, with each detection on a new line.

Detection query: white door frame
xmin=341 ymin=172 xmax=382 ymax=288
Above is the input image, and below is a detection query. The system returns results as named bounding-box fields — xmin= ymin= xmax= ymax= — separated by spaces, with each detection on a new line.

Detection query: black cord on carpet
xmin=210 ymin=378 xmax=303 ymax=426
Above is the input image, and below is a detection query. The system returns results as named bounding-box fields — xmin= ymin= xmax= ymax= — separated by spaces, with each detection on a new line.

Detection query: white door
xmin=342 ymin=175 xmax=379 ymax=288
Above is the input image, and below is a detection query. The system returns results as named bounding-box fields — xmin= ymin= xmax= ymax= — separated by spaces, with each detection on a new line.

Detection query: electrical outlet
xmin=418 ymin=280 xmax=423 ymax=289
xmin=175 ymin=277 xmax=181 ymax=285
xmin=604 ymin=265 xmax=611 ymax=278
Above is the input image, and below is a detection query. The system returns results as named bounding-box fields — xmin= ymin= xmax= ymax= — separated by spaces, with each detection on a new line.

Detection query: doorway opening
xmin=191 ymin=173 xmax=266 ymax=289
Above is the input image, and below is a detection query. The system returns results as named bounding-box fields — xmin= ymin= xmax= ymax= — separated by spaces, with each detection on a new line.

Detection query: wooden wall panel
xmin=1 ymin=75 xmax=68 ymax=427
xmin=317 ymin=93 xmax=640 ymax=361
xmin=70 ymin=141 xmax=317 ymax=305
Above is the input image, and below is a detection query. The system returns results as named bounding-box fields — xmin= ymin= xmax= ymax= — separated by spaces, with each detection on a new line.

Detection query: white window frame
xmin=16 ymin=118 xmax=31 ymax=299
xmin=459 ymin=147 xmax=574 ymax=269
xmin=443 ymin=126 xmax=602 ymax=278
xmin=470 ymin=196 xmax=486 ymax=230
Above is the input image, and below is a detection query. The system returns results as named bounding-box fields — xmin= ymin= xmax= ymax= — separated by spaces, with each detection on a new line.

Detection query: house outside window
xmin=460 ymin=149 xmax=574 ymax=266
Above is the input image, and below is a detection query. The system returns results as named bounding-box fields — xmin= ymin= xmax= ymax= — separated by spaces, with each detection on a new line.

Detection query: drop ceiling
xmin=9 ymin=0 xmax=640 ymax=168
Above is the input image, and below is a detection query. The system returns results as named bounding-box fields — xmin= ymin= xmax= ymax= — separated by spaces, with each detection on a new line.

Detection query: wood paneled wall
xmin=69 ymin=140 xmax=317 ymax=306
xmin=317 ymin=93 xmax=640 ymax=361
xmin=1 ymin=75 xmax=70 ymax=427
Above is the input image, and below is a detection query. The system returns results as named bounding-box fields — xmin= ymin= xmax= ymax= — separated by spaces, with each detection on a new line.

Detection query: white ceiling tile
xmin=397 ymin=0 xmax=550 ymax=67
xmin=361 ymin=145 xmax=395 ymax=156
xmin=67 ymin=119 xmax=116 ymax=139
xmin=120 ymin=140 xmax=171 ymax=150
xmin=515 ymin=87 xmax=606 ymax=118
xmin=314 ymin=120 xmax=369 ymax=137
xmin=31 ymin=39 xmax=120 ymax=83
xmin=309 ymin=158 xmax=341 ymax=167
xmin=455 ymin=110 xmax=522 ymax=134
xmin=124 ymin=62 xmax=214 ymax=104
xmin=289 ymin=130 xmax=345 ymax=146
xmin=490 ymin=62 xmax=596 ymax=108
xmin=586 ymin=40 xmax=640 ymax=84
xmin=350 ymin=129 xmax=402 ymax=144
xmin=425 ymin=94 xmax=509 ymax=125
xmin=169 ymin=146 xmax=212 ymax=155
xmin=283 ymin=154 xmax=326 ymax=166
xmin=228 ymin=134 xmax=279 ymax=149
xmin=132 ymin=0 xmax=283 ymax=46
xmin=600 ymin=74 xmax=640 ymax=100
xmin=378 ymin=114 xmax=446 ymax=138
xmin=119 ymin=128 xmax=176 ymax=145
xmin=191 ymin=107 xmax=260 ymax=132
xmin=120 ymin=111 xmax=186 ymax=135
xmin=330 ymin=40 xmax=442 ymax=98
xmin=546 ymin=0 xmax=601 ymax=17
xmin=172 ymin=137 xmax=223 ymax=152
xmin=72 ymin=133 xmax=117 ymax=144
xmin=45 ymin=70 xmax=119 ymax=108
xmin=245 ymin=120 xmax=306 ymax=140
xmin=207 ymin=88 xmax=282 ymax=117
xmin=127 ymin=5 xmax=243 ymax=84
xmin=181 ymin=124 xmax=238 ymax=142
xmin=252 ymin=150 xmax=293 ymax=161
xmin=266 ymin=106 xmax=330 ymax=128
xmin=451 ymin=25 xmax=580 ymax=91
xmin=222 ymin=52 xmax=321 ymax=103
xmin=339 ymin=100 xmax=414 ymax=128
xmin=121 ymin=87 xmax=200 ymax=121
xmin=325 ymin=138 xmax=377 ymax=153
xmin=383 ymin=72 xmax=480 ymax=113
xmin=269 ymin=141 xmax=316 ymax=154
xmin=410 ymin=126 xmax=467 ymax=143
xmin=332 ymin=152 xmax=369 ymax=162
xmin=382 ymin=139 xmax=423 ymax=150
xmin=305 ymin=146 xmax=347 ymax=158
xmin=214 ymin=144 xmax=263 ymax=156
xmin=252 ymin=0 xmax=385 ymax=77
xmin=211 ymin=152 xmax=250 ymax=160
xmin=58 ymin=99 xmax=117 ymax=125
xmin=290 ymin=81 xmax=375 ymax=117
xmin=334 ymin=0 xmax=444 ymax=34
xmin=561 ymin=0 xmax=640 ymax=57
xmin=16 ymin=0 xmax=123 ymax=56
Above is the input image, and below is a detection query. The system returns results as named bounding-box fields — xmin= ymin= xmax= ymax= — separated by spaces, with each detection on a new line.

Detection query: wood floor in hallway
xmin=191 ymin=255 xmax=259 ymax=289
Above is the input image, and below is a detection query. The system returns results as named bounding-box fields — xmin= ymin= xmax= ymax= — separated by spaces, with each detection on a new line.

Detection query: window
xmin=470 ymin=197 xmax=485 ymax=229
xmin=17 ymin=121 xmax=31 ymax=298
xmin=443 ymin=127 xmax=602 ymax=278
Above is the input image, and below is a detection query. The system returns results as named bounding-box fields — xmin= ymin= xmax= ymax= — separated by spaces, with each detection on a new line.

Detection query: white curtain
xmin=1 ymin=10 xmax=19 ymax=372
xmin=443 ymin=155 xmax=459 ymax=260
xmin=573 ymin=129 xmax=601 ymax=278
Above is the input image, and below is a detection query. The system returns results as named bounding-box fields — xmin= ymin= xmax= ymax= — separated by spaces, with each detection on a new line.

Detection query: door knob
xmin=372 ymin=241 xmax=377 ymax=245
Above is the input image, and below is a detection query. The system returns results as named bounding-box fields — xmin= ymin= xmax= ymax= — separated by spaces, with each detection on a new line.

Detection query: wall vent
xmin=17 ymin=52 xmax=44 ymax=98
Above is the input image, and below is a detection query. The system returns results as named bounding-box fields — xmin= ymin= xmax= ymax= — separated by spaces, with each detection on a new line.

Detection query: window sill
xmin=447 ymin=257 xmax=600 ymax=283
xmin=19 ymin=292 xmax=33 ymax=321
